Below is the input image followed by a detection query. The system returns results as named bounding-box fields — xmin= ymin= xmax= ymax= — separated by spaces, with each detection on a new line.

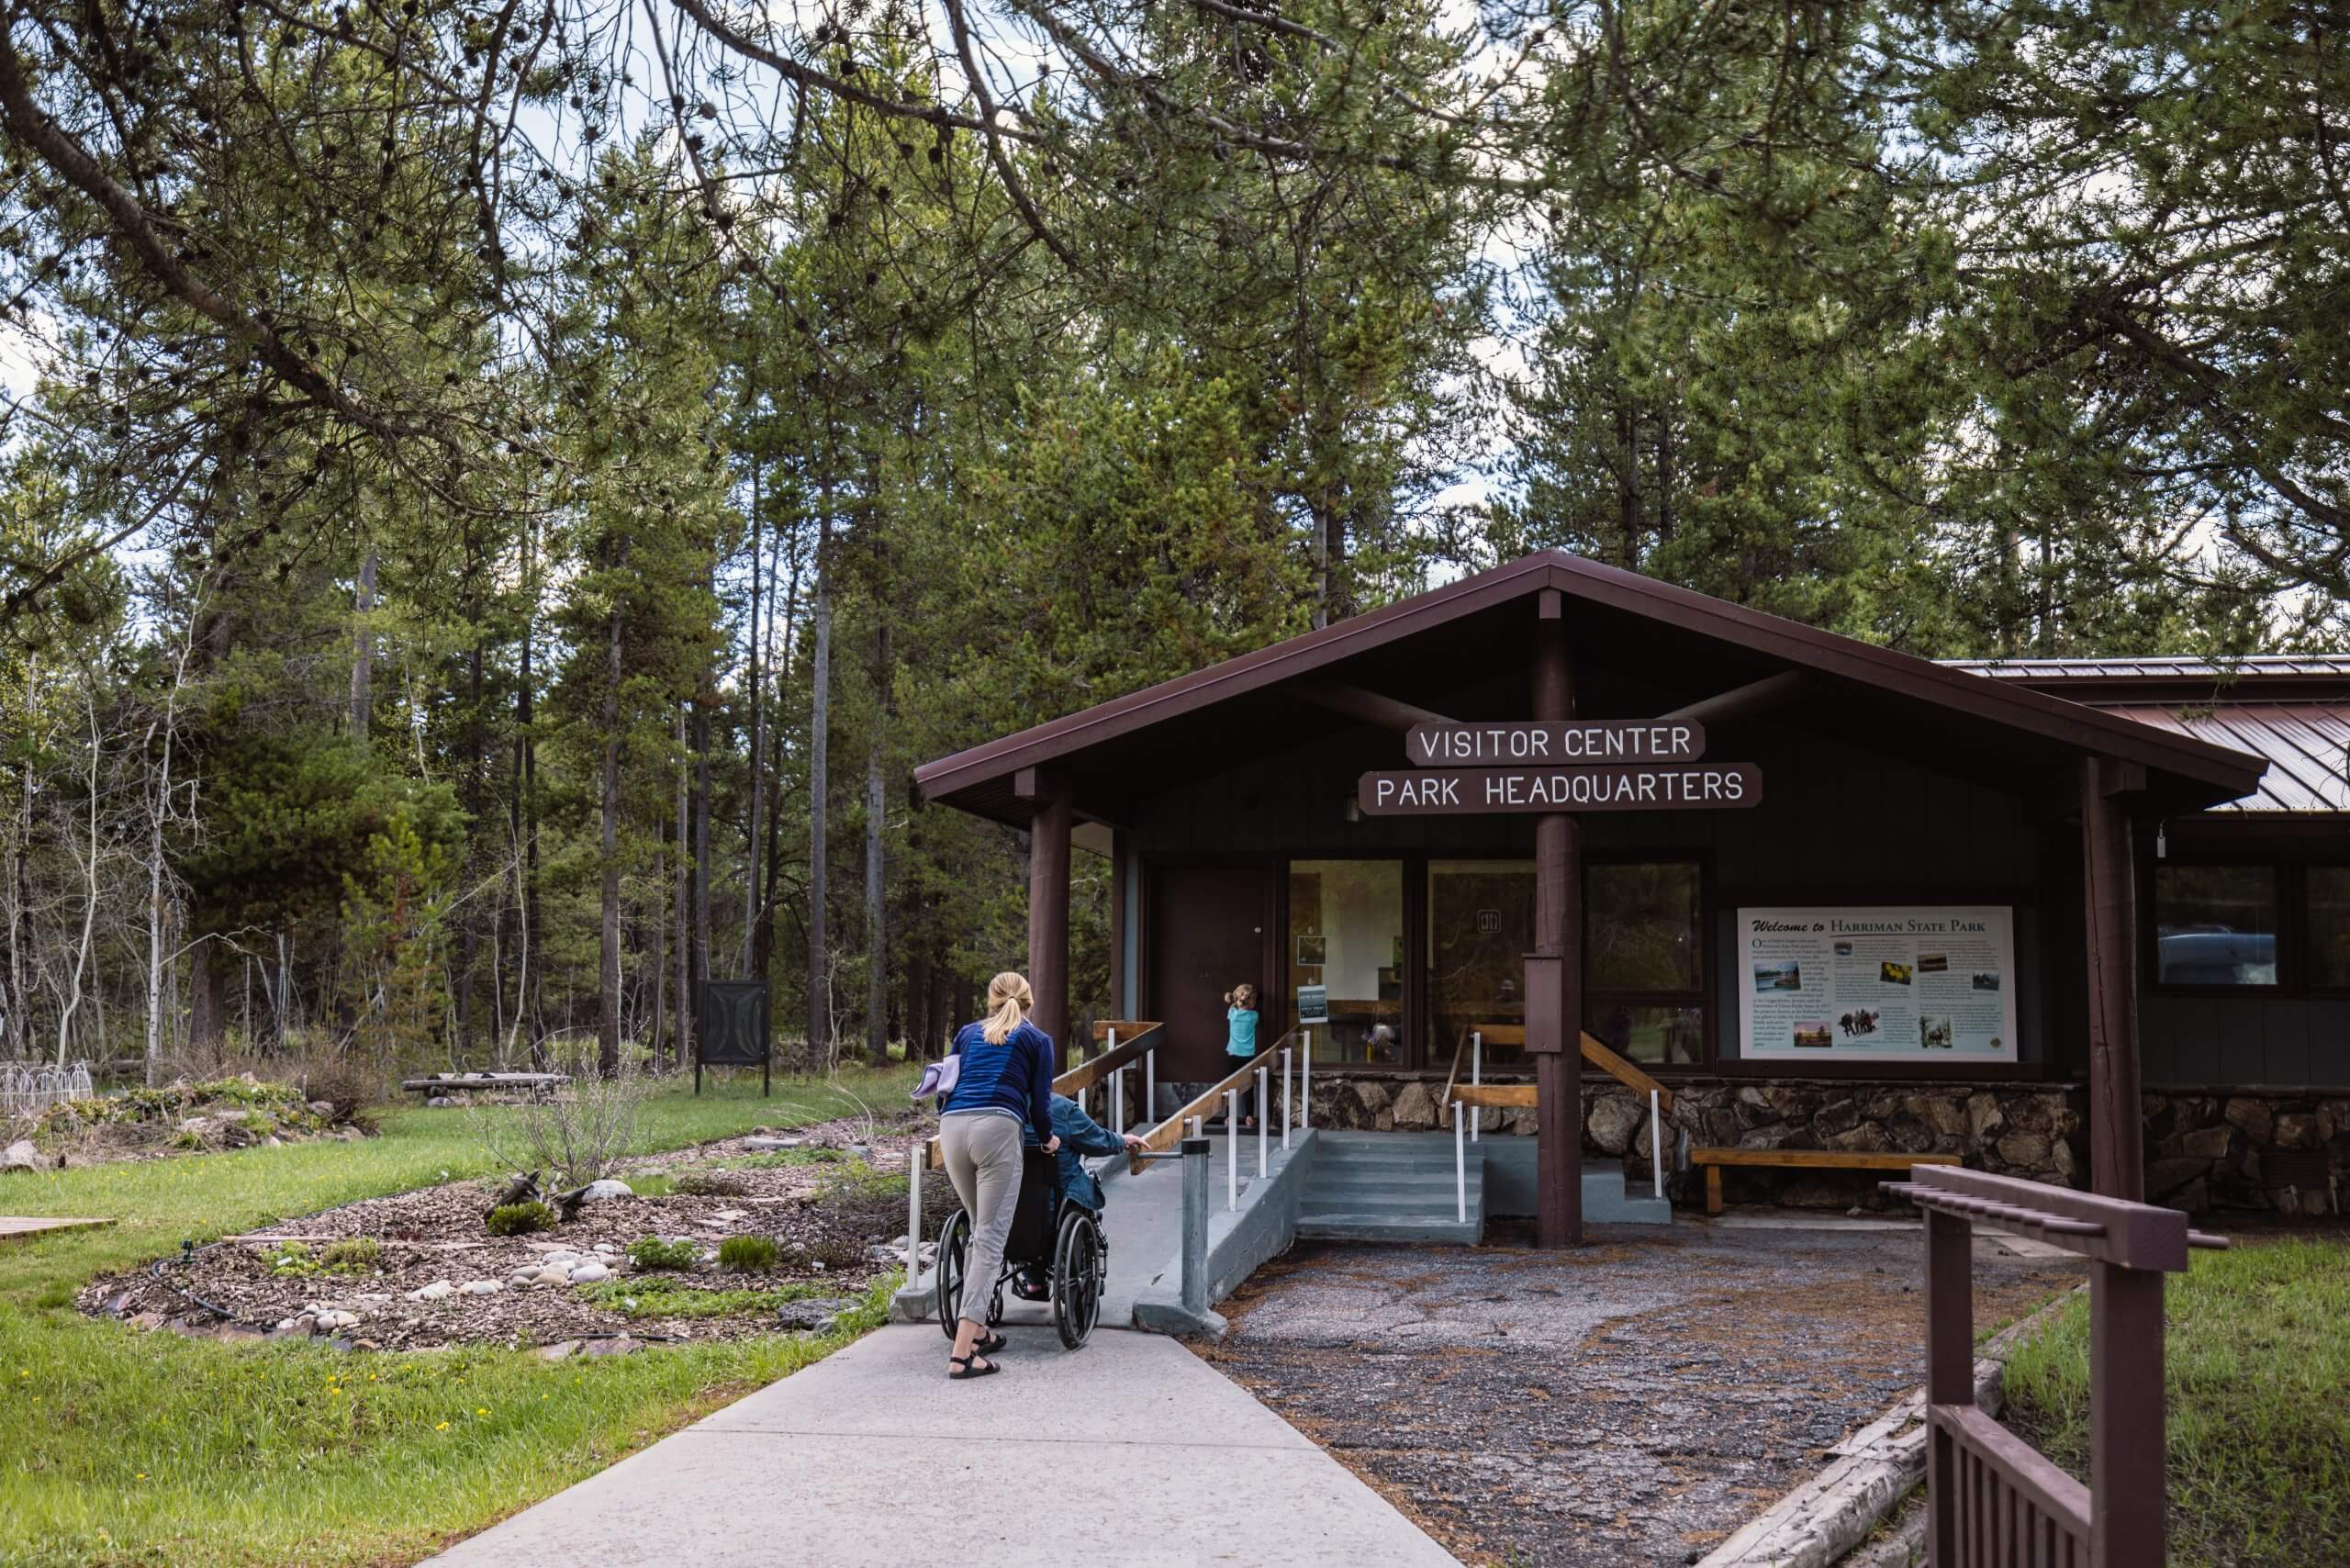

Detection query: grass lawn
xmin=0 ymin=1066 xmax=915 ymax=1568
xmin=2002 ymin=1234 xmax=2350 ymax=1567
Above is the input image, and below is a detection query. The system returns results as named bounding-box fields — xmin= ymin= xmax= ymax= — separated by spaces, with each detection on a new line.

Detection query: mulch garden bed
xmin=80 ymin=1115 xmax=954 ymax=1354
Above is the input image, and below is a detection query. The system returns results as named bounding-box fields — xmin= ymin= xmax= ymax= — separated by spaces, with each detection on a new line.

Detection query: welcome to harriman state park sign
xmin=1360 ymin=721 xmax=1763 ymax=816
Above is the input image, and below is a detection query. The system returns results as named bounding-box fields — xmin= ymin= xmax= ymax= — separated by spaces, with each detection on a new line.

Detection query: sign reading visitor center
xmin=1739 ymin=906 xmax=2018 ymax=1063
xmin=1405 ymin=720 xmax=1707 ymax=767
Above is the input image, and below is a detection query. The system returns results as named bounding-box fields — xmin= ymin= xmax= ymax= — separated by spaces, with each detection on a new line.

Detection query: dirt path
xmin=1198 ymin=1217 xmax=2081 ymax=1568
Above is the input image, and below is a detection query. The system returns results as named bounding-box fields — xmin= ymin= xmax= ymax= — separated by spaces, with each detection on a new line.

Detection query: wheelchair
xmin=934 ymin=1147 xmax=1108 ymax=1350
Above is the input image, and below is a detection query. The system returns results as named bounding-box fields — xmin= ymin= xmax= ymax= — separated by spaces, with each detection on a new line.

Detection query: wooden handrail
xmin=1578 ymin=1032 xmax=1673 ymax=1113
xmin=1127 ymin=1030 xmax=1296 ymax=1172
xmin=1057 ymin=1022 xmax=1163 ymax=1097
xmin=1436 ymin=1023 xmax=1673 ymax=1114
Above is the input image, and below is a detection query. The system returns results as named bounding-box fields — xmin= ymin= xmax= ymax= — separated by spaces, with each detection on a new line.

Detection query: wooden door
xmin=1146 ymin=864 xmax=1272 ymax=1083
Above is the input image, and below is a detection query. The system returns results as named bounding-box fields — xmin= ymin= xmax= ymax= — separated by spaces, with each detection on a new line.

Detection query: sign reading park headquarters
xmin=1360 ymin=720 xmax=1762 ymax=816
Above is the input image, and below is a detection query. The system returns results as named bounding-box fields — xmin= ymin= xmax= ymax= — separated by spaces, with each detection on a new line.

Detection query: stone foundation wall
xmin=1301 ymin=1075 xmax=2350 ymax=1214
xmin=1304 ymin=1074 xmax=2084 ymax=1211
xmin=2143 ymin=1092 xmax=2350 ymax=1216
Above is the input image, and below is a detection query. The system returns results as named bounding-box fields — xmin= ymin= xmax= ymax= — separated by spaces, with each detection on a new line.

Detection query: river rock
xmin=568 ymin=1261 xmax=611 ymax=1284
xmin=776 ymin=1297 xmax=858 ymax=1331
xmin=461 ymin=1280 xmax=503 ymax=1296
xmin=1586 ymin=1095 xmax=1643 ymax=1155
xmin=407 ymin=1281 xmax=456 ymax=1302
xmin=534 ymin=1264 xmax=573 ymax=1286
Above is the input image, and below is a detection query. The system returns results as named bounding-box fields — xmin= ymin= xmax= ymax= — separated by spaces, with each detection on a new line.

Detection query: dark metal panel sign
xmin=1405 ymin=720 xmax=1707 ymax=767
xmin=699 ymin=980 xmax=771 ymax=1069
xmin=1357 ymin=762 xmax=1764 ymax=815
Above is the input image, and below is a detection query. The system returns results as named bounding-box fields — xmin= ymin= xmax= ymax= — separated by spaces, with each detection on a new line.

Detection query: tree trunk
xmin=742 ymin=459 xmax=765 ymax=973
xmin=349 ymin=548 xmax=378 ymax=738
xmin=692 ymin=675 xmax=711 ymax=999
xmin=808 ymin=484 xmax=834 ymax=1060
xmin=189 ymin=943 xmax=226 ymax=1057
xmin=598 ymin=557 xmax=626 ymax=1080
xmin=675 ymin=706 xmax=692 ymax=1073
xmin=906 ymin=943 xmax=930 ymax=1065
xmin=864 ymin=715 xmax=887 ymax=1064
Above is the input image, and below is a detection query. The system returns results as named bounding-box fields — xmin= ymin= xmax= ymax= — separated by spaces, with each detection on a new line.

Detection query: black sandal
xmin=975 ymin=1330 xmax=1008 ymax=1355
xmin=948 ymin=1354 xmax=1000 ymax=1380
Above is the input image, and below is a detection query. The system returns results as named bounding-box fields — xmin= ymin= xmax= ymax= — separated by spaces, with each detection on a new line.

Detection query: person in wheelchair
xmin=1009 ymin=1092 xmax=1144 ymax=1302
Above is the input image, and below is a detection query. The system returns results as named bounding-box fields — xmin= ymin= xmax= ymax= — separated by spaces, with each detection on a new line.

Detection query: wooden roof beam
xmin=1294 ymin=678 xmax=1458 ymax=734
xmin=1660 ymin=670 xmax=1807 ymax=727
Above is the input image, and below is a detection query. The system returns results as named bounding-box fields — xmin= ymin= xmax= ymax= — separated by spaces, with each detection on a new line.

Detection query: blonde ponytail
xmin=981 ymin=970 xmax=1035 ymax=1045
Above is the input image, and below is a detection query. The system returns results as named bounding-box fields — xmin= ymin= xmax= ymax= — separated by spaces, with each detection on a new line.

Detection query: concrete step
xmin=1296 ymin=1210 xmax=1484 ymax=1245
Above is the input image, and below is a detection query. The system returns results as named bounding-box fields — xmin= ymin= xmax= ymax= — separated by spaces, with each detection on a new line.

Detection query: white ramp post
xmin=1225 ymin=1090 xmax=1239 ymax=1211
xmin=1104 ymin=1027 xmax=1118 ymax=1126
xmin=1471 ymin=1029 xmax=1483 ymax=1144
xmin=1146 ymin=1047 xmax=1157 ymax=1126
xmin=1301 ymin=1029 xmax=1312 ymax=1128
xmin=1281 ymin=1047 xmax=1292 ymax=1151
xmin=907 ymin=1134 xmax=924 ymax=1277
xmin=1257 ymin=1065 xmax=1269 ymax=1178
xmin=1651 ymin=1088 xmax=1664 ymax=1202
xmin=1453 ymin=1100 xmax=1467 ymax=1223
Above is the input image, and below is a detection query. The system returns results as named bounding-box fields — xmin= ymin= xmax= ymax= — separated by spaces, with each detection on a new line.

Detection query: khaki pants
xmin=938 ymin=1111 xmax=1024 ymax=1329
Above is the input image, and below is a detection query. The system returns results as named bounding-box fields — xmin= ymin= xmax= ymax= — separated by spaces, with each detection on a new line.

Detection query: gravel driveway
xmin=1197 ymin=1218 xmax=2081 ymax=1568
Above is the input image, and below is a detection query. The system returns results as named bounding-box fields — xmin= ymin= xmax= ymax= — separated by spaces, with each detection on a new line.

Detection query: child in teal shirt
xmin=1225 ymin=982 xmax=1260 ymax=1127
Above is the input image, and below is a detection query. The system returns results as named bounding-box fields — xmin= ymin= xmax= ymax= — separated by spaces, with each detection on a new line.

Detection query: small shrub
xmin=627 ymin=1236 xmax=700 ymax=1271
xmin=470 ymin=1040 xmax=648 ymax=1189
xmin=487 ymin=1201 xmax=555 ymax=1237
xmin=320 ymin=1238 xmax=382 ymax=1273
xmin=672 ymin=1170 xmax=749 ymax=1197
xmin=268 ymin=1242 xmax=319 ymax=1277
xmin=717 ymin=1235 xmax=778 ymax=1272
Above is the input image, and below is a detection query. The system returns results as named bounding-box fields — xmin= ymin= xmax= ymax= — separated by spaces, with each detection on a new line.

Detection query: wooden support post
xmin=1923 ymin=1205 xmax=1973 ymax=1568
xmin=1019 ymin=767 xmax=1073 ymax=1052
xmin=1532 ymin=588 xmax=1583 ymax=1249
xmin=2088 ymin=1258 xmax=2166 ymax=1568
xmin=2082 ymin=756 xmax=2144 ymax=1201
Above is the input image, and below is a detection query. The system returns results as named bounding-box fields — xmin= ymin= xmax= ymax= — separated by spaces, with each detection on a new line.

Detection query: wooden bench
xmin=401 ymin=1072 xmax=570 ymax=1099
xmin=1690 ymin=1147 xmax=1962 ymax=1215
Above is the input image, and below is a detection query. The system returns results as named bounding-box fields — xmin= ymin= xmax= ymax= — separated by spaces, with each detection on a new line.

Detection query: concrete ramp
xmin=892 ymin=1129 xmax=1317 ymax=1336
xmin=423 ymin=1326 xmax=1463 ymax=1568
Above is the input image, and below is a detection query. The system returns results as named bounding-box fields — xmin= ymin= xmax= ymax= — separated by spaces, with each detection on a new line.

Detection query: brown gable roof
xmin=915 ymin=552 xmax=2267 ymax=822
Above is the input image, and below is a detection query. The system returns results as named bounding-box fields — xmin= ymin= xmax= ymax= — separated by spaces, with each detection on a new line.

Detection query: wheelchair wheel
xmin=1052 ymin=1207 xmax=1105 ymax=1350
xmin=934 ymin=1209 xmax=969 ymax=1340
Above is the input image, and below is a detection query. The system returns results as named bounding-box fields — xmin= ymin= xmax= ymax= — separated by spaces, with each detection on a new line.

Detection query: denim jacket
xmin=1022 ymin=1093 xmax=1126 ymax=1213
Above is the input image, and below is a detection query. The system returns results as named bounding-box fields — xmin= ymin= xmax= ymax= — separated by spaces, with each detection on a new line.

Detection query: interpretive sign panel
xmin=697 ymin=979 xmax=772 ymax=1095
xmin=1406 ymin=721 xmax=1705 ymax=767
xmin=1738 ymin=906 xmax=2018 ymax=1063
xmin=1358 ymin=762 xmax=1762 ymax=815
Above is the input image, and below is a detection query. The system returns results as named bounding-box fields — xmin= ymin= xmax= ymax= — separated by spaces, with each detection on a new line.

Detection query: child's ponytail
xmin=1225 ymin=982 xmax=1258 ymax=1010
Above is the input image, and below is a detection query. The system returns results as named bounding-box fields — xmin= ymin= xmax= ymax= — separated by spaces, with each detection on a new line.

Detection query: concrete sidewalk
xmin=424 ymin=1324 xmax=1462 ymax=1568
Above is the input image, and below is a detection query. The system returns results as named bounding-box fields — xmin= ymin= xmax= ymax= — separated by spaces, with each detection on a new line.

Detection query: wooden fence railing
xmin=1881 ymin=1165 xmax=2226 ymax=1566
xmin=1438 ymin=1024 xmax=1675 ymax=1114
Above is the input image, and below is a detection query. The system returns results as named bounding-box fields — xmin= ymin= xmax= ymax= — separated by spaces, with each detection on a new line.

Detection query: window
xmin=1286 ymin=861 xmax=1404 ymax=1065
xmin=2154 ymin=865 xmax=2278 ymax=986
xmin=1585 ymin=862 xmax=1706 ymax=1065
xmin=1428 ymin=860 xmax=1536 ymax=1069
xmin=2309 ymin=868 xmax=2350 ymax=990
